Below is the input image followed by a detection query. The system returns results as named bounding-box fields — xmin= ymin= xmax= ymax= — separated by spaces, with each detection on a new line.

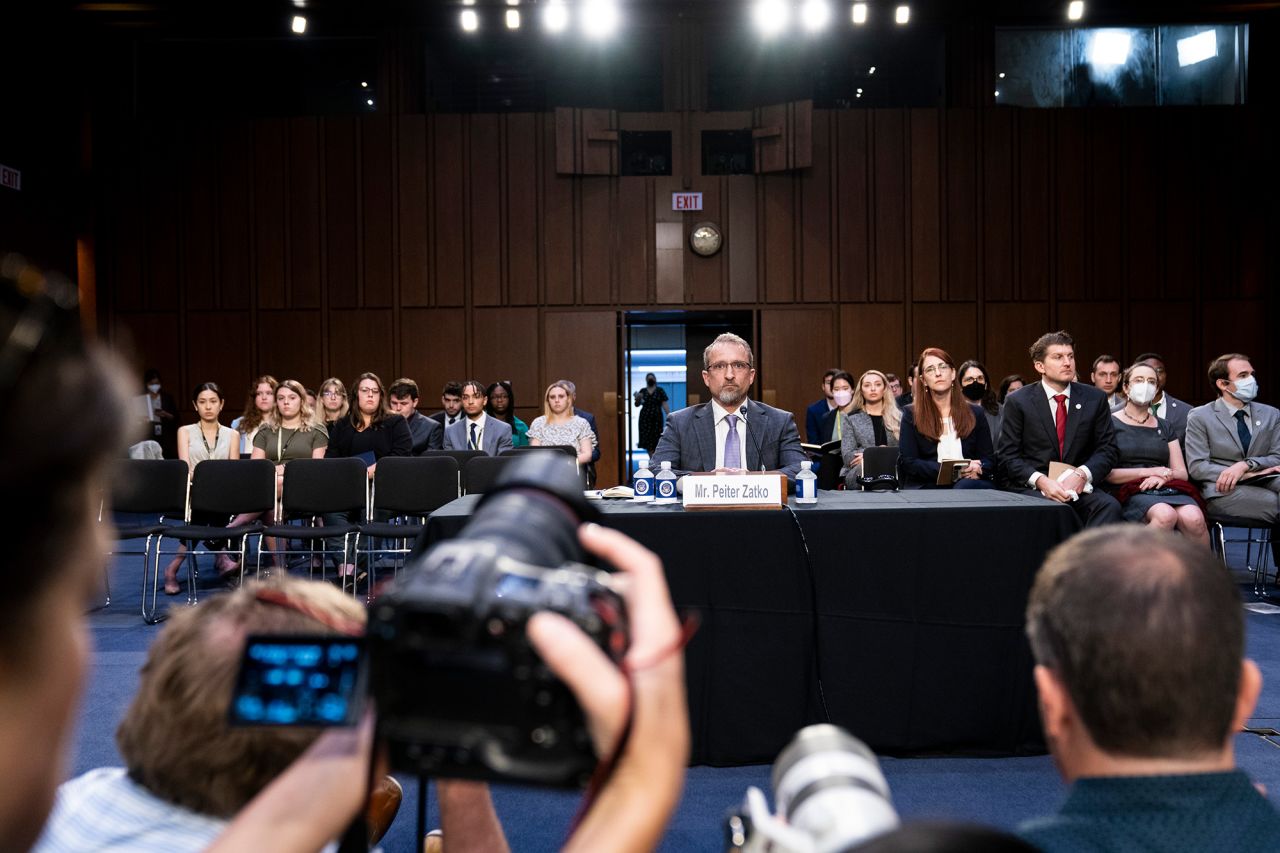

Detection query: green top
xmin=252 ymin=424 xmax=329 ymax=463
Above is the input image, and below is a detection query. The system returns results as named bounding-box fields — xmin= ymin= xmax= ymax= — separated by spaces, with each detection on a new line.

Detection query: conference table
xmin=424 ymin=489 xmax=1080 ymax=766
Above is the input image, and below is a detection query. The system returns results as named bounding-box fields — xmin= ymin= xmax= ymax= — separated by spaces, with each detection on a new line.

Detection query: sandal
xmin=163 ymin=580 xmax=182 ymax=596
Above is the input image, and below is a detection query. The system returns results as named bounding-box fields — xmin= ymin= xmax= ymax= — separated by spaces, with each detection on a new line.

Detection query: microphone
xmin=739 ymin=404 xmax=766 ymax=472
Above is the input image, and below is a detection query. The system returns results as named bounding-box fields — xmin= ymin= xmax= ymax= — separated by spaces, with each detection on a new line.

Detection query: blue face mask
xmin=1231 ymin=375 xmax=1258 ymax=403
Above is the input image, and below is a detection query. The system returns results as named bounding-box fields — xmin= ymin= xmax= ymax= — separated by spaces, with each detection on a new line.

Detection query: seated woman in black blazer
xmin=898 ymin=347 xmax=995 ymax=489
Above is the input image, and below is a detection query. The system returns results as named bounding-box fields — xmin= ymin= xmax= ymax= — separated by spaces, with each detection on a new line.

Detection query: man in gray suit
xmin=1185 ymin=353 xmax=1280 ymax=537
xmin=650 ymin=333 xmax=805 ymax=482
xmin=443 ymin=379 xmax=513 ymax=456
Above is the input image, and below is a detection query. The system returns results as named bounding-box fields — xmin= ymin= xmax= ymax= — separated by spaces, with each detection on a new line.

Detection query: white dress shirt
xmin=464 ymin=412 xmax=488 ymax=450
xmin=712 ymin=400 xmax=750 ymax=470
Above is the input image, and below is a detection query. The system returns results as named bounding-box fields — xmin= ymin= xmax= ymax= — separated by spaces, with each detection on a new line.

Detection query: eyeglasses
xmin=922 ymin=364 xmax=952 ymax=376
xmin=357 ymin=387 xmax=380 ymax=396
xmin=706 ymin=361 xmax=752 ymax=374
xmin=322 ymin=390 xmax=345 ymax=398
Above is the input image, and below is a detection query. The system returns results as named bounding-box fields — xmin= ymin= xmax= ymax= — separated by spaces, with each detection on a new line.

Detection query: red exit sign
xmin=671 ymin=192 xmax=702 ymax=211
xmin=0 ymin=165 xmax=19 ymax=191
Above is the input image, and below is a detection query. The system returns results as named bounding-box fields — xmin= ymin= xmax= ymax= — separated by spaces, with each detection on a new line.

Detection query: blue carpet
xmin=70 ymin=537 xmax=1280 ymax=852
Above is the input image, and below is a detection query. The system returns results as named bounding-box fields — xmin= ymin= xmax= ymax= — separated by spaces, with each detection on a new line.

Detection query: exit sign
xmin=0 ymin=165 xmax=19 ymax=191
xmin=671 ymin=192 xmax=702 ymax=211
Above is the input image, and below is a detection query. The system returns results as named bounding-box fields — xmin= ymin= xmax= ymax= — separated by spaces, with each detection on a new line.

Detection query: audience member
xmin=159 ymin=382 xmax=240 ymax=595
xmin=1090 ymin=354 xmax=1122 ymax=408
xmin=885 ymin=373 xmax=903 ymax=400
xmin=896 ymin=364 xmax=918 ymax=408
xmin=1018 ymin=526 xmax=1280 ymax=851
xmin=899 ymin=348 xmax=994 ymax=489
xmin=430 ymin=380 xmax=465 ymax=429
xmin=1105 ymin=363 xmax=1207 ymax=544
xmin=841 ymin=369 xmax=901 ymax=487
xmin=486 ymin=380 xmax=529 ymax=448
xmin=633 ymin=373 xmax=669 ymax=456
xmin=651 ymin=333 xmax=805 ymax=481
xmin=998 ymin=374 xmax=1025 ymax=404
xmin=559 ymin=379 xmax=602 ymax=466
xmin=34 ymin=577 xmax=425 ymax=852
xmin=1185 ymin=354 xmax=1280 ymax=547
xmin=805 ymin=368 xmax=839 ymax=444
xmin=443 ymin=379 xmax=513 ymax=455
xmin=1130 ymin=351 xmax=1190 ymax=446
xmin=958 ymin=359 xmax=1002 ymax=439
xmin=388 ymin=377 xmax=443 ymax=455
xmin=996 ymin=331 xmax=1122 ymax=527
xmin=817 ymin=370 xmax=858 ymax=443
xmin=529 ymin=380 xmax=597 ymax=465
xmin=231 ymin=375 xmax=278 ymax=456
xmin=304 ymin=387 xmax=318 ymax=414
xmin=139 ymin=368 xmax=178 ymax=459
xmin=315 ymin=377 xmax=349 ymax=428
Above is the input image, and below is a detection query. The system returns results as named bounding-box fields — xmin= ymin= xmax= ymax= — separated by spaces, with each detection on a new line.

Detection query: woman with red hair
xmin=898 ymin=347 xmax=995 ymax=489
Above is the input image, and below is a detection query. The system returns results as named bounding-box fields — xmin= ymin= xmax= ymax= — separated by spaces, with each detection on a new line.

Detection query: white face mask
xmin=147 ymin=383 xmax=162 ymax=394
xmin=1231 ymin=375 xmax=1258 ymax=403
xmin=1128 ymin=381 xmax=1157 ymax=406
xmin=832 ymin=389 xmax=853 ymax=407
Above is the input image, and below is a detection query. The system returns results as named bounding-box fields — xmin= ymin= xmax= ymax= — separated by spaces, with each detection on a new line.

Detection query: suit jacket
xmin=839 ymin=411 xmax=899 ymax=478
xmin=1112 ymin=393 xmax=1190 ymax=446
xmin=996 ymin=381 xmax=1119 ymax=489
xmin=651 ymin=399 xmax=806 ymax=480
xmin=899 ymin=403 xmax=995 ymax=486
xmin=1185 ymin=398 xmax=1280 ymax=499
xmin=429 ymin=410 xmax=464 ymax=429
xmin=805 ymin=399 xmax=833 ymax=444
xmin=325 ymin=415 xmax=413 ymax=461
xmin=405 ymin=411 xmax=444 ymax=455
xmin=443 ymin=415 xmax=513 ymax=456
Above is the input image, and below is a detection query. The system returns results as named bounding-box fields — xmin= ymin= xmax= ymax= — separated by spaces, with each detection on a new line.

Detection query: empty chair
xmin=258 ymin=458 xmax=370 ymax=589
xmin=355 ymin=456 xmax=461 ymax=593
xmin=103 ymin=459 xmax=189 ymax=610
xmin=1207 ymin=511 xmax=1276 ymax=598
xmin=462 ymin=454 xmax=518 ymax=495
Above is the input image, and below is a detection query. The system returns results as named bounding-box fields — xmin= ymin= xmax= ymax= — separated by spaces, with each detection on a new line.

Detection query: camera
xmin=365 ymin=452 xmax=630 ymax=788
xmin=725 ymin=725 xmax=899 ymax=853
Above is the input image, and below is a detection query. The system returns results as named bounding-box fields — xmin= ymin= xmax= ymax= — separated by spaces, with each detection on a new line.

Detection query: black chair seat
xmin=162 ymin=521 xmax=265 ymax=542
xmin=261 ymin=521 xmax=360 ymax=539
xmin=1207 ymin=513 xmax=1276 ymax=529
xmin=357 ymin=521 xmax=426 ymax=539
xmin=115 ymin=523 xmax=167 ymax=540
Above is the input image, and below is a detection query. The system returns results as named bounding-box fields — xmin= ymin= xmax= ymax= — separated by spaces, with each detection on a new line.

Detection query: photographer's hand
xmin=528 ymin=523 xmax=690 ymax=853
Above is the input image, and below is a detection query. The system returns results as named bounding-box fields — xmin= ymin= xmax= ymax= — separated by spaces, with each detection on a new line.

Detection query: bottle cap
xmin=661 ymin=460 xmax=672 ymax=470
xmin=801 ymin=460 xmax=812 ymax=470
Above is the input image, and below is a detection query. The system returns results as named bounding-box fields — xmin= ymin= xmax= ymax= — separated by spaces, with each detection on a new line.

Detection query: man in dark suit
xmin=896 ymin=364 xmax=917 ymax=408
xmin=997 ymin=330 xmax=1122 ymax=527
xmin=428 ymin=380 xmax=465 ymax=429
xmin=804 ymin=368 xmax=839 ymax=444
xmin=387 ymin=377 xmax=443 ymax=455
xmin=651 ymin=333 xmax=805 ymax=482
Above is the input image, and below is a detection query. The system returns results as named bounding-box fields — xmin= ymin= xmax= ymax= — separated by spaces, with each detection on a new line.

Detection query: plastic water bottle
xmin=795 ymin=460 xmax=818 ymax=504
xmin=654 ymin=460 xmax=678 ymax=505
xmin=632 ymin=460 xmax=655 ymax=502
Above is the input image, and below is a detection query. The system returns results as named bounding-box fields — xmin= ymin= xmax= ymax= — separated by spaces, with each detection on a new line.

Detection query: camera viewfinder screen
xmin=230 ymin=635 xmax=366 ymax=727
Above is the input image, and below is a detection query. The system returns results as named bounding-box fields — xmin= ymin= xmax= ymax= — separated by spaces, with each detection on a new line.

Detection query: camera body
xmin=366 ymin=453 xmax=629 ymax=788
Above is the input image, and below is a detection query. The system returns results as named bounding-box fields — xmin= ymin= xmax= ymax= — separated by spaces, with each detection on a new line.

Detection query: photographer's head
xmin=0 ymin=261 xmax=133 ymax=849
xmin=117 ymin=577 xmax=366 ymax=818
xmin=1026 ymin=526 xmax=1259 ymax=780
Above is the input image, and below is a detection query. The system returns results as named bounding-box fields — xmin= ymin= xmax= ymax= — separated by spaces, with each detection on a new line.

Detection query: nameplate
xmin=682 ymin=472 xmax=787 ymax=510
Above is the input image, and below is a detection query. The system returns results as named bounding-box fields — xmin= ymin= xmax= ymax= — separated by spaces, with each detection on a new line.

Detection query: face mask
xmin=832 ymin=389 xmax=853 ymax=407
xmin=961 ymin=382 xmax=986 ymax=402
xmin=1231 ymin=375 xmax=1258 ymax=403
xmin=1128 ymin=382 xmax=1157 ymax=405
xmin=147 ymin=383 xmax=161 ymax=394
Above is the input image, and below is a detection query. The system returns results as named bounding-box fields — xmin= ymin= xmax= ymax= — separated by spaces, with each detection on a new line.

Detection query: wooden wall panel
xmin=433 ymin=115 xmax=466 ymax=307
xmin=140 ymin=123 xmax=180 ymax=312
xmin=398 ymin=115 xmax=430 ymax=307
xmin=216 ymin=122 xmax=252 ymax=310
xmin=1017 ymin=111 xmax=1051 ymax=301
xmin=1200 ymin=300 xmax=1268 ymax=401
xmin=1057 ymin=302 xmax=1124 ymax=379
xmin=911 ymin=303 xmax=977 ymax=365
xmin=252 ymin=120 xmax=287 ymax=310
xmin=654 ymin=176 xmax=683 ymax=304
xmin=506 ymin=114 xmax=540 ymax=306
xmin=909 ymin=109 xmax=941 ymax=302
xmin=984 ymin=302 xmax=1049 ymax=381
xmin=542 ymin=117 xmax=575 ymax=306
xmin=469 ymin=115 xmax=502 ymax=307
xmin=762 ymin=174 xmax=795 ymax=302
xmin=983 ymin=109 xmax=1014 ymax=302
xmin=580 ymin=177 xmax=613 ymax=304
xmin=799 ymin=109 xmax=831 ymax=303
xmin=400 ymin=308 xmax=467 ymax=397
xmin=472 ymin=308 xmax=538 ymax=402
xmin=543 ymin=311 xmax=619 ymax=486
xmin=258 ymin=311 xmax=324 ymax=387
xmin=1123 ymin=112 xmax=1160 ymax=300
xmin=328 ymin=309 xmax=394 ymax=389
xmin=288 ymin=118 xmax=322 ymax=309
xmin=835 ymin=111 xmax=870 ymax=303
xmin=1126 ymin=300 xmax=1195 ymax=402
xmin=1087 ymin=111 xmax=1125 ymax=303
xmin=181 ymin=122 xmax=217 ymax=311
xmin=111 ymin=313 xmax=180 ymax=382
xmin=839 ymin=304 xmax=906 ymax=378
xmin=361 ymin=115 xmax=394 ymax=307
xmin=871 ymin=110 xmax=906 ymax=302
xmin=760 ymin=308 xmax=835 ymax=427
xmin=1055 ymin=112 xmax=1087 ymax=301
xmin=1201 ymin=111 xmax=1242 ymax=298
xmin=944 ymin=109 xmax=978 ymax=301
xmin=1161 ymin=111 xmax=1199 ymax=303
xmin=324 ymin=118 xmax=359 ymax=309
xmin=726 ymin=176 xmax=757 ymax=303
xmin=686 ymin=179 xmax=720 ymax=304
xmin=185 ymin=312 xmax=251 ymax=395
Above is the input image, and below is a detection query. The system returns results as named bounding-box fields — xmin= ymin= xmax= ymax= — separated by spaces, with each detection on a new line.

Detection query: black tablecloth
xmin=424 ymin=489 xmax=1080 ymax=765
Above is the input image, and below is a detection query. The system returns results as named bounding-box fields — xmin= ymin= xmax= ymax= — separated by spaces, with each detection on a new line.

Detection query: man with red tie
xmin=996 ymin=330 xmax=1123 ymax=527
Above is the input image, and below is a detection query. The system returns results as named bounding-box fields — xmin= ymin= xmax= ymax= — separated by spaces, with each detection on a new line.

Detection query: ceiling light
xmin=994 ymin=90 xmax=1000 ymax=97
xmin=506 ymin=9 xmax=521 ymax=28
xmin=461 ymin=8 xmax=479 ymax=32
xmin=868 ymin=65 xmax=876 ymax=74
xmin=581 ymin=0 xmax=619 ymax=37
xmin=1177 ymin=30 xmax=1217 ymax=67
xmin=360 ymin=81 xmax=368 ymax=88
xmin=1089 ymin=30 xmax=1131 ymax=67
xmin=544 ymin=0 xmax=569 ymax=32
xmin=752 ymin=0 xmax=789 ymax=36
xmin=366 ymin=99 xmax=374 ymax=106
xmin=801 ymin=0 xmax=831 ymax=31
xmin=1067 ymin=1 xmax=1084 ymax=21
xmin=998 ymin=72 xmax=1005 ymax=79
xmin=851 ymin=3 xmax=868 ymax=25
xmin=895 ymin=5 xmax=910 ymax=24
xmin=291 ymin=15 xmax=307 ymax=34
